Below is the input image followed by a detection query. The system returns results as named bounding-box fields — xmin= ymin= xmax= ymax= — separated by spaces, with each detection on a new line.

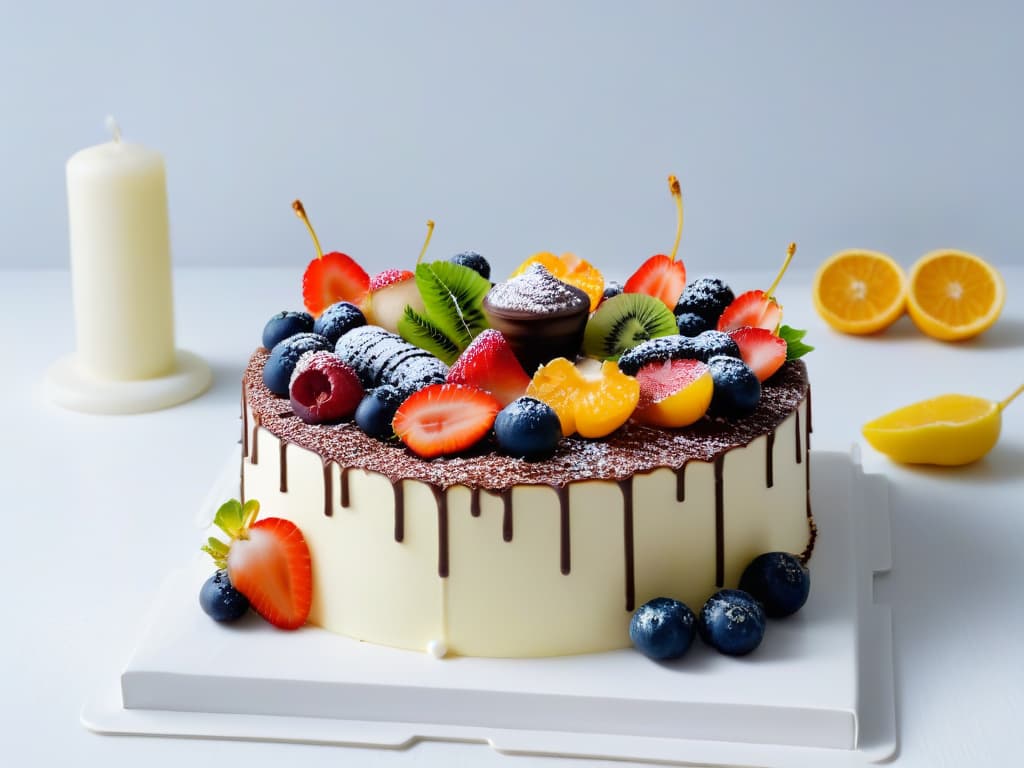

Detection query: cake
xmin=202 ymin=186 xmax=816 ymax=659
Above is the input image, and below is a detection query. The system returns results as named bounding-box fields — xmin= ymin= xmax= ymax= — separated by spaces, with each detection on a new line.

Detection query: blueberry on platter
xmin=739 ymin=552 xmax=810 ymax=618
xmin=699 ymin=589 xmax=766 ymax=656
xmin=199 ymin=569 xmax=250 ymax=622
xmin=630 ymin=597 xmax=696 ymax=660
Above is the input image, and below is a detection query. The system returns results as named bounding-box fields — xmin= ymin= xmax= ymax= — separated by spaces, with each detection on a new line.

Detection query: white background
xmin=2 ymin=0 xmax=1022 ymax=276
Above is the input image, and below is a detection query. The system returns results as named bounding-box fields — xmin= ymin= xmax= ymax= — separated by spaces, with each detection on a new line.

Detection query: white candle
xmin=66 ymin=117 xmax=175 ymax=380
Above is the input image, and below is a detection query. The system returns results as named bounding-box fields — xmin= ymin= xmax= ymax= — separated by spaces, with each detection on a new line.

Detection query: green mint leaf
xmin=241 ymin=499 xmax=260 ymax=528
xmin=778 ymin=325 xmax=815 ymax=360
xmin=398 ymin=305 xmax=461 ymax=364
xmin=213 ymin=499 xmax=244 ymax=538
xmin=201 ymin=537 xmax=230 ymax=568
xmin=414 ymin=261 xmax=491 ymax=349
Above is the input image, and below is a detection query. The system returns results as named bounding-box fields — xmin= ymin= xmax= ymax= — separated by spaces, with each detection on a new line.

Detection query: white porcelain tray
xmin=83 ymin=448 xmax=895 ymax=766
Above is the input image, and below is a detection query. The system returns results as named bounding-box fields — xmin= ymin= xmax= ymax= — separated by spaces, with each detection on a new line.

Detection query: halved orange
xmin=812 ymin=249 xmax=907 ymax=334
xmin=907 ymin=250 xmax=1005 ymax=341
xmin=512 ymin=252 xmax=605 ymax=312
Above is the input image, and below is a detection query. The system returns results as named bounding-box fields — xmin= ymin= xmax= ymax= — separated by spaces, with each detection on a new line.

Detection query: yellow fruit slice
xmin=812 ymin=249 xmax=907 ymax=334
xmin=906 ymin=249 xmax=1006 ymax=341
xmin=512 ymin=252 xmax=605 ymax=312
xmin=862 ymin=384 xmax=1022 ymax=466
xmin=526 ymin=357 xmax=584 ymax=435
xmin=527 ymin=358 xmax=639 ymax=438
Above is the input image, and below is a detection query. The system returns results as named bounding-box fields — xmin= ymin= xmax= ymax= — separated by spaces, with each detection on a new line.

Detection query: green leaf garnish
xmin=213 ymin=499 xmax=244 ymax=538
xmin=203 ymin=498 xmax=262 ymax=567
xmin=778 ymin=325 xmax=815 ymax=360
xmin=398 ymin=306 xmax=461 ymax=364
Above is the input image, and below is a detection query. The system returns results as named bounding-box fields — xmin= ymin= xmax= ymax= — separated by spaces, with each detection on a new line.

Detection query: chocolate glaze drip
xmin=620 ymin=478 xmax=636 ymax=611
xmin=340 ymin=467 xmax=350 ymax=508
xmin=765 ymin=431 xmax=775 ymax=488
xmin=557 ymin=486 xmax=571 ymax=575
xmin=430 ymin=486 xmax=450 ymax=577
xmin=470 ymin=487 xmax=481 ymax=517
xmin=241 ymin=386 xmax=249 ymax=459
xmin=714 ymin=455 xmax=725 ymax=587
xmin=795 ymin=410 xmax=802 ymax=464
xmin=279 ymin=442 xmax=288 ymax=493
xmin=807 ymin=385 xmax=813 ymax=435
xmin=393 ymin=480 xmax=405 ymax=542
xmin=323 ymin=461 xmax=333 ymax=517
xmin=250 ymin=414 xmax=260 ymax=465
xmin=498 ymin=489 xmax=513 ymax=542
xmin=675 ymin=465 xmax=686 ymax=502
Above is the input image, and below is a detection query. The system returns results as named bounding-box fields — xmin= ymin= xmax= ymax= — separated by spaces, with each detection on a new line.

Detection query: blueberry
xmin=707 ymin=355 xmax=761 ymax=417
xmin=494 ymin=397 xmax=562 ymax=460
xmin=263 ymin=332 xmax=333 ymax=396
xmin=262 ymin=311 xmax=314 ymax=350
xmin=602 ymin=281 xmax=624 ymax=301
xmin=699 ymin=589 xmax=766 ymax=656
xmin=629 ymin=597 xmax=696 ymax=660
xmin=739 ymin=552 xmax=810 ymax=618
xmin=354 ymin=385 xmax=405 ymax=439
xmin=199 ymin=569 xmax=249 ymax=622
xmin=691 ymin=330 xmax=741 ymax=361
xmin=312 ymin=301 xmax=367 ymax=344
xmin=450 ymin=251 xmax=491 ymax=280
xmin=675 ymin=277 xmax=734 ymax=324
xmin=675 ymin=312 xmax=710 ymax=337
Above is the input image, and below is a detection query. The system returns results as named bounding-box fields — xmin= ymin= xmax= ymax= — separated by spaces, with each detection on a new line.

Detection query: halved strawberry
xmin=366 ymin=269 xmax=423 ymax=333
xmin=303 ymin=251 xmax=370 ymax=317
xmin=446 ymin=329 xmax=531 ymax=406
xmin=369 ymin=268 xmax=414 ymax=292
xmin=393 ymin=383 xmax=501 ymax=458
xmin=203 ymin=500 xmax=312 ymax=630
xmin=624 ymin=254 xmax=687 ymax=311
xmin=727 ymin=326 xmax=787 ymax=382
xmin=717 ymin=290 xmax=783 ymax=333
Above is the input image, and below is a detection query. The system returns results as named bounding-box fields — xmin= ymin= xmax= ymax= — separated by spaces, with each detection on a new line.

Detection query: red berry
xmin=727 ymin=326 xmax=787 ymax=382
xmin=227 ymin=517 xmax=312 ymax=630
xmin=624 ymin=254 xmax=687 ymax=311
xmin=392 ymin=383 xmax=501 ymax=458
xmin=369 ymin=268 xmax=414 ymax=292
xmin=717 ymin=290 xmax=783 ymax=333
xmin=302 ymin=252 xmax=370 ymax=317
xmin=289 ymin=351 xmax=364 ymax=424
xmin=446 ymin=330 xmax=531 ymax=406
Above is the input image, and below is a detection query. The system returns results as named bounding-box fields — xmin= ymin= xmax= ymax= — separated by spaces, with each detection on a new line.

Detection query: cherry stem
xmin=765 ymin=242 xmax=797 ymax=298
xmin=668 ymin=175 xmax=683 ymax=262
xmin=416 ymin=220 xmax=435 ymax=266
xmin=292 ymin=200 xmax=324 ymax=260
xmin=999 ymin=383 xmax=1024 ymax=411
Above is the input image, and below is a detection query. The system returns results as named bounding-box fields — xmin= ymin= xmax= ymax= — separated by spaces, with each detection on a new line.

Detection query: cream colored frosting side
xmin=242 ymin=400 xmax=811 ymax=658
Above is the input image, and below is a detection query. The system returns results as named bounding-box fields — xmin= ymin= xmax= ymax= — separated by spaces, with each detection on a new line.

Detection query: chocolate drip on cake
xmin=250 ymin=414 xmax=260 ymax=465
xmin=498 ymin=489 xmax=513 ymax=542
xmin=279 ymin=442 xmax=288 ymax=493
xmin=795 ymin=410 xmax=802 ymax=463
xmin=340 ymin=468 xmax=350 ymax=508
xmin=714 ymin=455 xmax=725 ymax=587
xmin=620 ymin=478 xmax=636 ymax=612
xmin=675 ymin=465 xmax=686 ymax=502
xmin=765 ymin=431 xmax=775 ymax=488
xmin=557 ymin=486 xmax=571 ymax=575
xmin=322 ymin=461 xmax=333 ymax=517
xmin=241 ymin=384 xmax=249 ymax=459
xmin=470 ymin=487 xmax=481 ymax=518
xmin=393 ymin=480 xmax=405 ymax=542
xmin=430 ymin=486 xmax=450 ymax=578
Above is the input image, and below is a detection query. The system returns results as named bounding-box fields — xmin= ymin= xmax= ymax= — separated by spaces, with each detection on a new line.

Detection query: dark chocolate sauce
xmin=795 ymin=410 xmax=802 ymax=464
xmin=620 ymin=478 xmax=636 ymax=612
xmin=557 ymin=486 xmax=571 ymax=575
xmin=714 ymin=455 xmax=725 ymax=587
xmin=340 ymin=467 xmax=350 ymax=508
xmin=250 ymin=414 xmax=260 ymax=465
xmin=765 ymin=431 xmax=775 ymax=488
xmin=499 ymin=489 xmax=513 ymax=542
xmin=430 ymin=486 xmax=450 ymax=578
xmin=675 ymin=465 xmax=686 ymax=502
xmin=470 ymin=487 xmax=481 ymax=517
xmin=393 ymin=480 xmax=405 ymax=542
xmin=241 ymin=386 xmax=248 ymax=459
xmin=279 ymin=442 xmax=288 ymax=493
xmin=323 ymin=461 xmax=333 ymax=517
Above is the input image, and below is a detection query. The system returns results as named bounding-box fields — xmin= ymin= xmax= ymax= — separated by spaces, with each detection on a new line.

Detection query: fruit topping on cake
xmin=446 ymin=329 xmax=531 ymax=406
xmin=527 ymin=357 xmax=639 ymax=438
xmin=293 ymin=200 xmax=370 ymax=317
xmin=698 ymin=589 xmax=767 ymax=656
xmin=288 ymin=351 xmax=364 ymax=424
xmin=392 ymin=383 xmax=502 ymax=458
xmin=493 ymin=396 xmax=563 ymax=460
xmin=624 ymin=175 xmax=687 ymax=310
xmin=202 ymin=499 xmax=312 ymax=630
xmin=739 ymin=552 xmax=811 ymax=618
xmin=675 ymin=312 xmax=710 ymax=337
xmin=675 ymin=276 xmax=735 ymax=327
xmin=633 ymin=358 xmax=713 ymax=428
xmin=707 ymin=356 xmax=762 ymax=418
xmin=335 ymin=326 xmax=448 ymax=397
xmin=199 ymin=569 xmax=250 ymax=622
xmin=727 ymin=326 xmax=788 ymax=382
xmin=582 ymin=292 xmax=677 ymax=361
xmin=262 ymin=310 xmax=314 ymax=350
xmin=483 ymin=264 xmax=590 ymax=374
xmin=717 ymin=242 xmax=795 ymax=332
xmin=617 ymin=335 xmax=699 ymax=376
xmin=311 ymin=301 xmax=367 ymax=344
xmin=354 ymin=384 xmax=405 ymax=440
xmin=629 ymin=597 xmax=697 ymax=661
xmin=510 ymin=252 xmax=605 ymax=312
xmin=364 ymin=220 xmax=434 ymax=333
xmin=263 ymin=332 xmax=334 ymax=396
xmin=450 ymin=251 xmax=491 ymax=280
xmin=689 ymin=329 xmax=742 ymax=362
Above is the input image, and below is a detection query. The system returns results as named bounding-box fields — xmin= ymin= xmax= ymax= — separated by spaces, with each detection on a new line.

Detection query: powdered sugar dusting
xmin=485 ymin=264 xmax=587 ymax=314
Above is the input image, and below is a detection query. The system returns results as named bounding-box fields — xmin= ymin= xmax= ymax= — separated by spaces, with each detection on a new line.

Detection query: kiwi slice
xmin=583 ymin=293 xmax=678 ymax=361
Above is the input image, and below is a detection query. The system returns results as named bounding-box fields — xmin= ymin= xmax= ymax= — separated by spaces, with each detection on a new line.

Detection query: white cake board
xmin=44 ymin=349 xmax=212 ymax=414
xmin=83 ymin=449 xmax=896 ymax=767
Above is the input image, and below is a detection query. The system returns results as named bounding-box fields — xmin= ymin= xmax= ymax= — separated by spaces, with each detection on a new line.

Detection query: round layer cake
xmin=241 ymin=349 xmax=814 ymax=658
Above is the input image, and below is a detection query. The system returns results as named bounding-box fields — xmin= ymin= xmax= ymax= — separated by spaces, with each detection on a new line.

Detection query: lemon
xmin=862 ymin=384 xmax=1022 ymax=466
xmin=906 ymin=249 xmax=1005 ymax=341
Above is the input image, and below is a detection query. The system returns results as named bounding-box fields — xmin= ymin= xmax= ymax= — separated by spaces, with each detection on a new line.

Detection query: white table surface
xmin=2 ymin=266 xmax=1021 ymax=767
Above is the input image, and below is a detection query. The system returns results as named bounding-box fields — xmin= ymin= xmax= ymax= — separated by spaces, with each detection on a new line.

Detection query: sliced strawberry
xmin=446 ymin=330 xmax=531 ymax=406
xmin=635 ymin=358 xmax=709 ymax=408
xmin=369 ymin=268 xmax=414 ymax=292
xmin=624 ymin=254 xmax=687 ymax=311
xmin=727 ymin=326 xmax=787 ymax=382
xmin=302 ymin=252 xmax=370 ymax=317
xmin=717 ymin=290 xmax=783 ymax=333
xmin=392 ymin=383 xmax=501 ymax=458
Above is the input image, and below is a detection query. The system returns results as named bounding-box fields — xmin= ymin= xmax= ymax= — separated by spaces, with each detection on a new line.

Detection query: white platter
xmin=83 ymin=448 xmax=895 ymax=767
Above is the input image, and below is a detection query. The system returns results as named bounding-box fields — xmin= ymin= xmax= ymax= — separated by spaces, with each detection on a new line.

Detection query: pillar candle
xmin=66 ymin=118 xmax=176 ymax=380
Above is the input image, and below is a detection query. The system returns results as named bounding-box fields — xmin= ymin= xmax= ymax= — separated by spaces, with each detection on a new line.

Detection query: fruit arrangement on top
xmin=258 ymin=178 xmax=814 ymax=462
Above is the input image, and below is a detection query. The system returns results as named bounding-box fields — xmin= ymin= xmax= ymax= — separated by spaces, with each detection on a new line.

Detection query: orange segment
xmin=526 ymin=358 xmax=639 ymax=438
xmin=907 ymin=250 xmax=1005 ymax=341
xmin=512 ymin=252 xmax=605 ymax=311
xmin=812 ymin=249 xmax=907 ymax=334
xmin=525 ymin=357 xmax=584 ymax=435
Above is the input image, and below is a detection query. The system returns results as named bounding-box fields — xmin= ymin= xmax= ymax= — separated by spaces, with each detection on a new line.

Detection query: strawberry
xmin=365 ymin=268 xmax=423 ymax=333
xmin=624 ymin=254 xmax=687 ymax=311
xmin=716 ymin=290 xmax=782 ymax=333
xmin=392 ymin=383 xmax=501 ymax=458
xmin=727 ymin=326 xmax=787 ymax=382
xmin=446 ymin=329 xmax=531 ymax=406
xmin=302 ymin=252 xmax=370 ymax=318
xmin=369 ymin=268 xmax=414 ymax=292
xmin=202 ymin=500 xmax=312 ymax=630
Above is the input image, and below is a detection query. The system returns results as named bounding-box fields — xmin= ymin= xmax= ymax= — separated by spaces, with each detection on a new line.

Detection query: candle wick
xmin=105 ymin=115 xmax=122 ymax=143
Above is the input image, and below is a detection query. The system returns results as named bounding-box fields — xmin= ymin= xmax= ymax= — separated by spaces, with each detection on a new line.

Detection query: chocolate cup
xmin=483 ymin=293 xmax=590 ymax=376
